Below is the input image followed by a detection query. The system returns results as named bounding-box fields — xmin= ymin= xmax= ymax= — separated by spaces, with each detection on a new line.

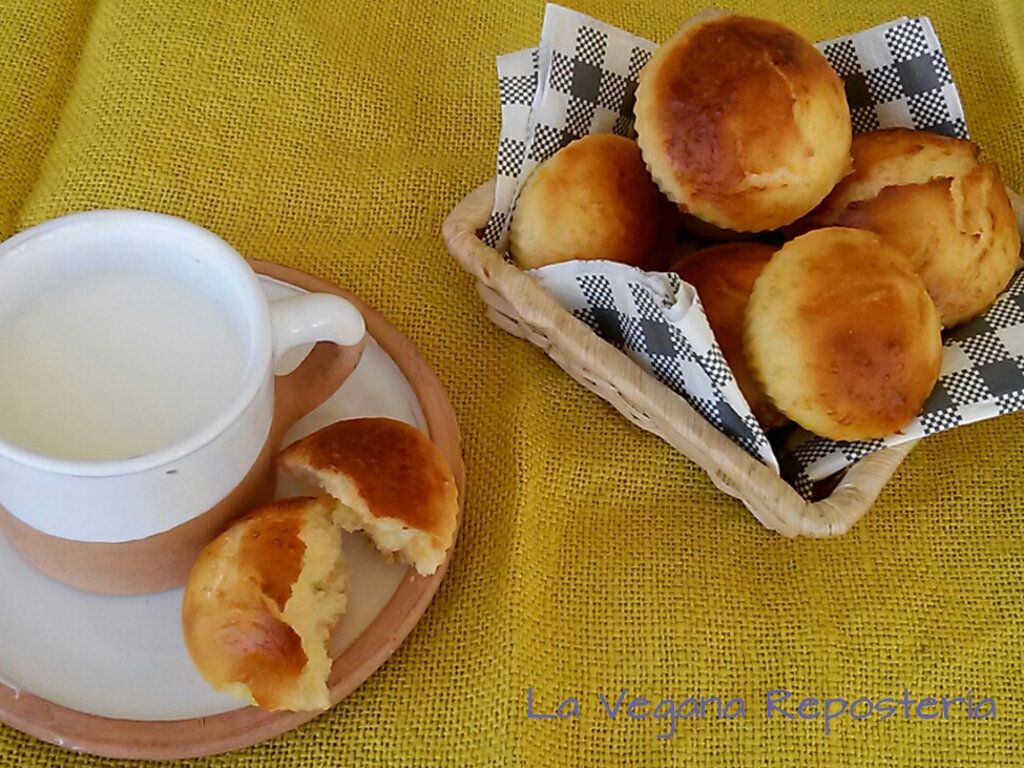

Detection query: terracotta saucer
xmin=0 ymin=261 xmax=464 ymax=759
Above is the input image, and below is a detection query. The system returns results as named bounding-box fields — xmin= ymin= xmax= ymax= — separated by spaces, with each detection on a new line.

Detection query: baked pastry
xmin=182 ymin=496 xmax=347 ymax=712
xmin=745 ymin=228 xmax=942 ymax=441
xmin=279 ymin=417 xmax=458 ymax=576
xmin=672 ymin=243 xmax=786 ymax=429
xmin=634 ymin=11 xmax=852 ymax=232
xmin=800 ymin=127 xmax=1021 ymax=327
xmin=509 ymin=133 xmax=673 ymax=270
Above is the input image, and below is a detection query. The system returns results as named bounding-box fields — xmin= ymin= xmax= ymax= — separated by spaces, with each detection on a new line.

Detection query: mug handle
xmin=266 ymin=293 xmax=367 ymax=440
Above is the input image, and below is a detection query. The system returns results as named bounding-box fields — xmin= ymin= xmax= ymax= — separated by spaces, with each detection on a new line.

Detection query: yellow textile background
xmin=1 ymin=0 xmax=1023 ymax=764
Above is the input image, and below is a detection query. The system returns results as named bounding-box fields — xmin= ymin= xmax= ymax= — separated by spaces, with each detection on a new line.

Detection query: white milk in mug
xmin=0 ymin=268 xmax=248 ymax=461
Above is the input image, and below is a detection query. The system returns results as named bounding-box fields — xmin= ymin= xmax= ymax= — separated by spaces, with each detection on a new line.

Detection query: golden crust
xmin=801 ymin=128 xmax=1021 ymax=327
xmin=509 ymin=134 xmax=674 ymax=270
xmin=181 ymin=496 xmax=347 ymax=712
xmin=279 ymin=417 xmax=457 ymax=576
xmin=745 ymin=228 xmax=942 ymax=441
xmin=634 ymin=12 xmax=851 ymax=232
xmin=672 ymin=243 xmax=786 ymax=429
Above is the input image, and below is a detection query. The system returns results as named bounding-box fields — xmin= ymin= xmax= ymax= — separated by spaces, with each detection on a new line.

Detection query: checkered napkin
xmin=482 ymin=5 xmax=655 ymax=252
xmin=485 ymin=5 xmax=1022 ymax=497
xmin=532 ymin=261 xmax=778 ymax=468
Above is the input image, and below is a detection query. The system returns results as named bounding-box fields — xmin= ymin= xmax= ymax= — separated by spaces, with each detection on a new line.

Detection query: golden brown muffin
xmin=634 ymin=11 xmax=852 ymax=232
xmin=672 ymin=243 xmax=786 ymax=429
xmin=745 ymin=228 xmax=942 ymax=441
xmin=279 ymin=417 xmax=458 ymax=577
xmin=800 ymin=128 xmax=1021 ymax=327
xmin=182 ymin=496 xmax=347 ymax=712
xmin=509 ymin=133 xmax=674 ymax=270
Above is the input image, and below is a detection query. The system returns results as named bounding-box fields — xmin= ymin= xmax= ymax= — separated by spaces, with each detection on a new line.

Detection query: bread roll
xmin=509 ymin=134 xmax=673 ymax=270
xmin=672 ymin=243 xmax=786 ymax=429
xmin=745 ymin=228 xmax=942 ymax=441
xmin=279 ymin=417 xmax=457 ymax=577
xmin=182 ymin=496 xmax=347 ymax=712
xmin=801 ymin=128 xmax=1021 ymax=327
xmin=634 ymin=11 xmax=852 ymax=232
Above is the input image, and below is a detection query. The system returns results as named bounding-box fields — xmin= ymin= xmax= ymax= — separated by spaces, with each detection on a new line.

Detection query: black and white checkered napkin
xmin=482 ymin=5 xmax=655 ymax=252
xmin=532 ymin=261 xmax=778 ymax=468
xmin=822 ymin=17 xmax=967 ymax=138
xmin=486 ymin=5 xmax=1022 ymax=498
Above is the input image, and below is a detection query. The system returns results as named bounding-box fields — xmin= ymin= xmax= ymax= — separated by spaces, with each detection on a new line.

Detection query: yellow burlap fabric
xmin=2 ymin=0 xmax=1023 ymax=764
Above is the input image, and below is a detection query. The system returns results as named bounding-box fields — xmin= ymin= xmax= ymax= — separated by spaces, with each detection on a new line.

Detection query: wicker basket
xmin=443 ymin=180 xmax=1024 ymax=536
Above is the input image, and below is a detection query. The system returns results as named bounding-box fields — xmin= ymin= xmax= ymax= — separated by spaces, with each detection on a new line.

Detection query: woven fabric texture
xmin=1 ymin=0 xmax=1022 ymax=765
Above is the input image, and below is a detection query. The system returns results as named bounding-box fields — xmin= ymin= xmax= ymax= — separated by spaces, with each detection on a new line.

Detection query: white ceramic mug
xmin=0 ymin=210 xmax=366 ymax=593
